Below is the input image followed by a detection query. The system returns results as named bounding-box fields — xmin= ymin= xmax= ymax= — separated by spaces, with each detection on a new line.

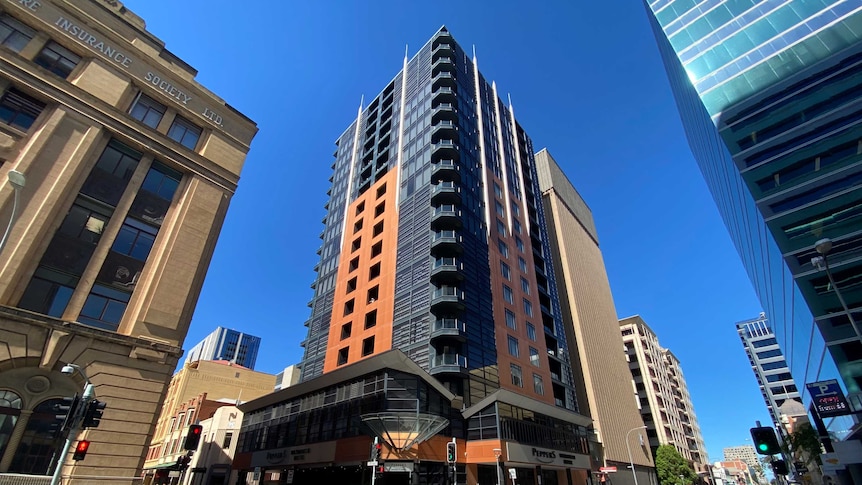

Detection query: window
xmin=340 ymin=322 xmax=352 ymax=339
xmin=346 ymin=277 xmax=357 ymax=293
xmin=376 ymin=183 xmax=387 ymax=198
xmin=356 ymin=202 xmax=365 ymax=215
xmin=353 ymin=219 xmax=364 ymax=233
xmin=367 ymin=285 xmax=379 ymax=303
xmin=371 ymin=241 xmax=383 ymax=257
xmin=513 ymin=219 xmax=522 ymax=234
xmin=369 ymin=262 xmax=381 ymax=279
xmin=343 ymin=299 xmax=355 ymax=316
xmin=494 ymin=182 xmax=502 ymax=198
xmin=337 ymin=347 xmax=348 ymax=366
xmin=78 ymin=284 xmax=130 ymax=330
xmin=507 ymin=335 xmax=519 ymax=357
xmin=756 ymin=349 xmax=782 ymax=359
xmin=111 ymin=218 xmax=157 ymax=261
xmin=505 ymin=309 xmax=516 ymax=329
xmin=349 ymin=257 xmax=359 ymax=271
xmin=373 ymin=221 xmax=384 ymax=236
xmin=0 ymin=15 xmax=34 ymax=52
xmin=500 ymin=262 xmax=511 ymax=280
xmin=498 ymin=240 xmax=508 ymax=258
xmin=520 ymin=277 xmax=530 ymax=294
xmin=510 ymin=364 xmax=523 ymax=387
xmin=374 ymin=202 xmax=385 ymax=217
xmin=752 ymin=337 xmax=778 ymax=348
xmin=34 ymin=41 xmax=81 ymax=78
xmin=0 ymin=88 xmax=45 ymax=131
xmin=523 ymin=299 xmax=533 ymax=317
xmin=518 ymin=256 xmax=528 ymax=273
xmin=527 ymin=323 xmax=536 ymax=341
xmin=497 ymin=219 xmax=506 ymax=236
xmin=511 ymin=201 xmax=520 ymax=216
xmin=495 ymin=200 xmax=504 ymax=216
xmin=365 ymin=309 xmax=377 ymax=329
xmin=529 ymin=347 xmax=540 ymax=367
xmin=503 ymin=285 xmax=514 ymax=303
xmin=351 ymin=237 xmax=361 ymax=252
xmin=533 ymin=374 xmax=544 ymax=395
xmin=362 ymin=336 xmax=375 ymax=356
xmin=222 ymin=432 xmax=233 ymax=449
xmin=516 ymin=237 xmax=524 ymax=252
xmin=167 ymin=115 xmax=202 ymax=150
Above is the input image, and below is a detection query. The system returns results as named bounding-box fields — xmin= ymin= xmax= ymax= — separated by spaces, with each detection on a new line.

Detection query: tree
xmin=785 ymin=423 xmax=822 ymax=465
xmin=655 ymin=445 xmax=698 ymax=485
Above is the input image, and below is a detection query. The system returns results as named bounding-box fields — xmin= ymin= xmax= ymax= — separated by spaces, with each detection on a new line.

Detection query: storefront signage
xmin=806 ymin=379 xmax=851 ymax=418
xmin=506 ymin=443 xmax=590 ymax=469
xmin=250 ymin=442 xmax=336 ymax=468
xmin=7 ymin=0 xmax=229 ymax=131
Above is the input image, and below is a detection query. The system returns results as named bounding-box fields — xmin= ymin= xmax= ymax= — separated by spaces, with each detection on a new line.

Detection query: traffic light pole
xmin=50 ymin=383 xmax=94 ymax=485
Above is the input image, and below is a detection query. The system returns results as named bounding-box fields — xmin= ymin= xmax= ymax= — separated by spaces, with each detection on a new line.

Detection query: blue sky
xmin=123 ymin=0 xmax=771 ymax=463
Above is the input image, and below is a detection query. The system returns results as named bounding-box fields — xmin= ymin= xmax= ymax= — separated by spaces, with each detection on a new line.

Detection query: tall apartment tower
xmin=642 ymin=0 xmax=862 ymax=461
xmin=0 ymin=0 xmax=256 ymax=481
xmin=535 ymin=149 xmax=654 ymax=477
xmin=737 ymin=314 xmax=802 ymax=430
xmin=185 ymin=326 xmax=262 ymax=369
xmin=234 ymin=27 xmax=595 ymax=485
xmin=620 ymin=316 xmax=709 ymax=469
xmin=298 ymin=26 xmax=578 ymax=412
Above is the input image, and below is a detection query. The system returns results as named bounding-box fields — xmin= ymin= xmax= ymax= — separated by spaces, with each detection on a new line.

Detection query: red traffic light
xmin=191 ymin=425 xmax=202 ymax=435
xmin=73 ymin=440 xmax=90 ymax=461
xmin=183 ymin=424 xmax=203 ymax=450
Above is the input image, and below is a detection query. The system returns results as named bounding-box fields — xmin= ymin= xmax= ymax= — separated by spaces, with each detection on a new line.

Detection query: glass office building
xmin=643 ymin=0 xmax=862 ymax=470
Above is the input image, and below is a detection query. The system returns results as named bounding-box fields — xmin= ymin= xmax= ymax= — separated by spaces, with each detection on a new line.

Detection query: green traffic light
xmin=758 ymin=444 xmax=768 ymax=452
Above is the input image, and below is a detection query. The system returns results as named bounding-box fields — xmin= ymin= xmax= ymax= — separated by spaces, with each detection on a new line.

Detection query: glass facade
xmin=645 ymin=0 xmax=862 ymax=441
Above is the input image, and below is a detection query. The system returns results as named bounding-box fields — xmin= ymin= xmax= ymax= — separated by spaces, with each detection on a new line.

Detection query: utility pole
xmin=50 ymin=383 xmax=94 ymax=485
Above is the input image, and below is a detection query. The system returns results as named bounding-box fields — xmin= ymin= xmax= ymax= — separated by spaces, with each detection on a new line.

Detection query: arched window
xmin=0 ymin=390 xmax=23 ymax=460
xmin=10 ymin=398 xmax=63 ymax=474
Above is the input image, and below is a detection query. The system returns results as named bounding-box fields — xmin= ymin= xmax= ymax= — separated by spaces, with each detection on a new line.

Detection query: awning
xmin=144 ymin=462 xmax=178 ymax=471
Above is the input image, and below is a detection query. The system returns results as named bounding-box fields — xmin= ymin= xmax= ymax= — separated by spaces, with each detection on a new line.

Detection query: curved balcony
xmin=433 ymin=86 xmax=456 ymax=104
xmin=429 ymin=353 xmax=468 ymax=376
xmin=432 ymin=42 xmax=453 ymax=58
xmin=432 ymin=57 xmax=454 ymax=77
xmin=430 ymin=257 xmax=463 ymax=284
xmin=430 ymin=318 xmax=467 ymax=342
xmin=432 ymin=71 xmax=456 ymax=89
xmin=430 ymin=181 xmax=461 ymax=205
xmin=431 ymin=204 xmax=462 ymax=230
xmin=433 ymin=139 xmax=458 ymax=159
xmin=431 ymin=230 xmax=463 ymax=256
xmin=430 ymin=285 xmax=464 ymax=312
xmin=431 ymin=159 xmax=460 ymax=183
xmin=431 ymin=103 xmax=457 ymax=124
xmin=431 ymin=120 xmax=457 ymax=143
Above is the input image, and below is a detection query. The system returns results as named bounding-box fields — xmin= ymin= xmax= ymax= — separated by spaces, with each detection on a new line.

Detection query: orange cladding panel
xmin=324 ymin=171 xmax=399 ymax=373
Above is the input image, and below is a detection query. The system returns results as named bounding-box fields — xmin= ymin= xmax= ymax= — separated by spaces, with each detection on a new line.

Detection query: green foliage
xmin=785 ymin=424 xmax=823 ymax=465
xmin=655 ymin=445 xmax=698 ymax=485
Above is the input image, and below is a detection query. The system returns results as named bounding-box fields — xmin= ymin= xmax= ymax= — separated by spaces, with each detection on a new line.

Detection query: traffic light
xmin=72 ymin=440 xmax=90 ymax=461
xmin=176 ymin=455 xmax=191 ymax=470
xmin=183 ymin=424 xmax=203 ymax=450
xmin=772 ymin=460 xmax=788 ymax=476
xmin=82 ymin=399 xmax=106 ymax=429
xmin=446 ymin=441 xmax=456 ymax=463
xmin=750 ymin=426 xmax=781 ymax=455
xmin=370 ymin=437 xmax=381 ymax=461
xmin=51 ymin=395 xmax=80 ymax=437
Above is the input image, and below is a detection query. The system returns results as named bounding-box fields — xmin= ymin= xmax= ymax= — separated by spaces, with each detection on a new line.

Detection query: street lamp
xmin=626 ymin=426 xmax=647 ymax=485
xmin=493 ymin=448 xmax=502 ymax=485
xmin=811 ymin=237 xmax=862 ymax=341
xmin=0 ymin=170 xmax=25 ymax=253
xmin=51 ymin=363 xmax=96 ymax=485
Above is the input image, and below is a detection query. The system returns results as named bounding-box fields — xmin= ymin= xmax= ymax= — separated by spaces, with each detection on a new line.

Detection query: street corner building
xmin=234 ymin=27 xmax=599 ymax=485
xmin=0 ymin=0 xmax=257 ymax=482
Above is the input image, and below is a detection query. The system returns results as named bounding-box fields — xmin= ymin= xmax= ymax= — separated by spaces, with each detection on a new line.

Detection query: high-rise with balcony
xmin=185 ymin=326 xmax=262 ymax=370
xmin=737 ymin=314 xmax=802 ymax=431
xmin=642 ymin=1 xmax=862 ymax=470
xmin=620 ymin=316 xmax=709 ymax=470
xmin=0 ymin=0 xmax=256 ymax=481
xmin=234 ymin=27 xmax=597 ymax=485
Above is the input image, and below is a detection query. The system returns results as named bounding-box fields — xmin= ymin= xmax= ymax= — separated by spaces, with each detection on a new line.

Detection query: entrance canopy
xmin=362 ymin=411 xmax=448 ymax=452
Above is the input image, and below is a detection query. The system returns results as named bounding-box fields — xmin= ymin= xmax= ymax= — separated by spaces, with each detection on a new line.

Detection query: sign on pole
xmin=252 ymin=467 xmax=261 ymax=482
xmin=600 ymin=467 xmax=618 ymax=473
xmin=806 ymin=379 xmax=851 ymax=418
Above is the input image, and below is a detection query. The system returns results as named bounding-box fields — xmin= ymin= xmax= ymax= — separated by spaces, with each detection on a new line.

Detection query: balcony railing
xmin=431 ymin=353 xmax=467 ymax=368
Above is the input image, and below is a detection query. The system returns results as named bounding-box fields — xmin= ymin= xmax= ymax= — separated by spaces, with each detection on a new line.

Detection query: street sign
xmin=286 ymin=469 xmax=294 ymax=484
xmin=509 ymin=468 xmax=518 ymax=480
xmin=600 ymin=467 xmax=618 ymax=473
xmin=367 ymin=460 xmax=379 ymax=467
xmin=252 ymin=467 xmax=261 ymax=481
xmin=806 ymin=380 xmax=851 ymax=418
